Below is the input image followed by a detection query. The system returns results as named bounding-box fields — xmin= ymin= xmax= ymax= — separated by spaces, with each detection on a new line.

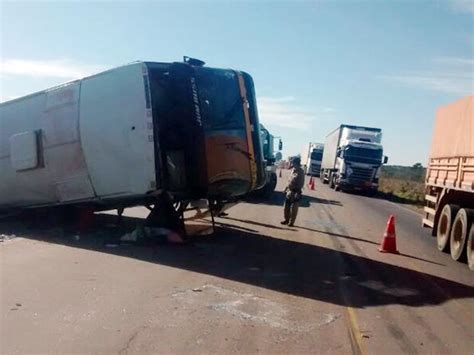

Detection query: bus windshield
xmin=195 ymin=68 xmax=245 ymax=130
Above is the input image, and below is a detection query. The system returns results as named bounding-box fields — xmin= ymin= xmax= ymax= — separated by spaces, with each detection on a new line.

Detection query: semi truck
xmin=255 ymin=124 xmax=282 ymax=197
xmin=320 ymin=125 xmax=388 ymax=193
xmin=0 ymin=58 xmax=266 ymax=229
xmin=301 ymin=142 xmax=324 ymax=176
xmin=422 ymin=95 xmax=474 ymax=270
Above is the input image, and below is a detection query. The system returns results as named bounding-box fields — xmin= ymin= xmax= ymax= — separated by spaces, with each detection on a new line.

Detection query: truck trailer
xmin=0 ymin=59 xmax=265 ymax=223
xmin=422 ymin=95 xmax=474 ymax=270
xmin=320 ymin=125 xmax=387 ymax=193
xmin=301 ymin=142 xmax=324 ymax=176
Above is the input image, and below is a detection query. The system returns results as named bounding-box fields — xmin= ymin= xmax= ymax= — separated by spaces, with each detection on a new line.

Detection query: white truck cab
xmin=321 ymin=125 xmax=388 ymax=193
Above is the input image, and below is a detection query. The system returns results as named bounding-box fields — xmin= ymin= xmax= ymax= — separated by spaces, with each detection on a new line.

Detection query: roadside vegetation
xmin=378 ymin=164 xmax=426 ymax=206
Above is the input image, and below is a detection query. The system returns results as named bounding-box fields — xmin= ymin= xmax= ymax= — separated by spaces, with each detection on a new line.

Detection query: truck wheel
xmin=437 ymin=204 xmax=459 ymax=252
xmin=270 ymin=173 xmax=277 ymax=189
xmin=322 ymin=171 xmax=329 ymax=184
xmin=329 ymin=173 xmax=335 ymax=189
xmin=467 ymin=224 xmax=474 ymax=271
xmin=450 ymin=209 xmax=474 ymax=261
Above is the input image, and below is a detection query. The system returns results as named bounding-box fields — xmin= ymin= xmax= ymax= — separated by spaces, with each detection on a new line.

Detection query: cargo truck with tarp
xmin=0 ymin=58 xmax=265 ymax=233
xmin=423 ymin=95 xmax=474 ymax=270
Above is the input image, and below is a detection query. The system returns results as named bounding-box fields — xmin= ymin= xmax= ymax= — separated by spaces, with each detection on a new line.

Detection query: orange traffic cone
xmin=279 ymin=169 xmax=282 ymax=178
xmin=379 ymin=215 xmax=399 ymax=254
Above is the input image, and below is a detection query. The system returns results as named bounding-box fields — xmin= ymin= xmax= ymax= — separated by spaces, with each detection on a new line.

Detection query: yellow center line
xmin=345 ymin=305 xmax=365 ymax=355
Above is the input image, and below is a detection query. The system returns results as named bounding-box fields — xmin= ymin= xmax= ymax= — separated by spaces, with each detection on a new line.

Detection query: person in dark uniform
xmin=281 ymin=157 xmax=305 ymax=227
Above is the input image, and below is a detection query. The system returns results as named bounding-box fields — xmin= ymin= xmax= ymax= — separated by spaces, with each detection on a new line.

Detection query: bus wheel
xmin=437 ymin=204 xmax=459 ymax=252
xmin=450 ymin=208 xmax=474 ymax=261
xmin=467 ymin=224 xmax=474 ymax=271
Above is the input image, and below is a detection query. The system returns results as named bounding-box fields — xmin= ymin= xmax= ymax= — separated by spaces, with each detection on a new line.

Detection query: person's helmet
xmin=291 ymin=157 xmax=301 ymax=166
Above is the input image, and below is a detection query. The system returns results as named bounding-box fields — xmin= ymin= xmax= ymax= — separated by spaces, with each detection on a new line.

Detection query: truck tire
xmin=322 ymin=170 xmax=329 ymax=184
xmin=437 ymin=204 xmax=459 ymax=252
xmin=450 ymin=208 xmax=474 ymax=261
xmin=467 ymin=224 xmax=474 ymax=271
xmin=268 ymin=173 xmax=277 ymax=194
xmin=329 ymin=173 xmax=335 ymax=189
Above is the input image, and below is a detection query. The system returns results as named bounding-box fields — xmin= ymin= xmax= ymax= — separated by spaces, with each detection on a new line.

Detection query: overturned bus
xmin=0 ymin=58 xmax=265 ymax=225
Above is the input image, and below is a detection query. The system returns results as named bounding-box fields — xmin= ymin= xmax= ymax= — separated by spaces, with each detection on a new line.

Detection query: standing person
xmin=281 ymin=157 xmax=305 ymax=227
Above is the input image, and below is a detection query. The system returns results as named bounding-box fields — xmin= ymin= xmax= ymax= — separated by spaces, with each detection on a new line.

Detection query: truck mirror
xmin=278 ymin=139 xmax=283 ymax=151
xmin=383 ymin=156 xmax=388 ymax=164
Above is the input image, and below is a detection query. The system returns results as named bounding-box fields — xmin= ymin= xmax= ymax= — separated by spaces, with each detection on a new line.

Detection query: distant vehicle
xmin=256 ymin=124 xmax=283 ymax=197
xmin=0 ymin=58 xmax=265 ymax=227
xmin=301 ymin=142 xmax=324 ymax=176
xmin=422 ymin=95 xmax=474 ymax=270
xmin=320 ymin=124 xmax=388 ymax=193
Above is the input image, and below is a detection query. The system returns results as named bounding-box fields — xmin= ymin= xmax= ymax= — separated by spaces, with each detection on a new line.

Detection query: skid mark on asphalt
xmin=173 ymin=284 xmax=341 ymax=332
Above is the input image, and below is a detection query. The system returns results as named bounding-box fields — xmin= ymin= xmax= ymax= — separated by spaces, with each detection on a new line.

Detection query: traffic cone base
xmin=378 ymin=235 xmax=399 ymax=254
xmin=378 ymin=215 xmax=399 ymax=254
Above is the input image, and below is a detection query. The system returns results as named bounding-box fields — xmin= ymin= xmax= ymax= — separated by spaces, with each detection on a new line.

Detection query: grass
xmin=377 ymin=165 xmax=426 ymax=206
xmin=378 ymin=177 xmax=425 ymax=205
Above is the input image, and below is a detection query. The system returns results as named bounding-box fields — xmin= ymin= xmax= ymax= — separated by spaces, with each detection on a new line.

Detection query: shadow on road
xmin=342 ymin=188 xmax=424 ymax=207
xmin=245 ymin=190 xmax=343 ymax=208
xmin=2 ymin=214 xmax=472 ymax=311
xmin=291 ymin=225 xmax=444 ymax=266
xmin=219 ymin=216 xmax=297 ymax=231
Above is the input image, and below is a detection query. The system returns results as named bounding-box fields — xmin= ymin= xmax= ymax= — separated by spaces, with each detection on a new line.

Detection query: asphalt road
xmin=1 ymin=171 xmax=473 ymax=354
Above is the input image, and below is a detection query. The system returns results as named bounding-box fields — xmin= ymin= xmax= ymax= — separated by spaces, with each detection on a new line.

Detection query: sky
xmin=1 ymin=0 xmax=473 ymax=165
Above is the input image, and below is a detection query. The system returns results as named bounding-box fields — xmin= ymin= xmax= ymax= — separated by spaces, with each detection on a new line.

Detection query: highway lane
xmin=1 ymin=171 xmax=473 ymax=354
xmin=298 ymin=175 xmax=474 ymax=354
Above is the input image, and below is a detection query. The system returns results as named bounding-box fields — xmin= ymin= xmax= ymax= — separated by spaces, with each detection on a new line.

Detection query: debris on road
xmin=105 ymin=244 xmax=119 ymax=248
xmin=0 ymin=234 xmax=17 ymax=242
xmin=119 ymin=226 xmax=185 ymax=245
xmin=120 ymin=228 xmax=143 ymax=242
